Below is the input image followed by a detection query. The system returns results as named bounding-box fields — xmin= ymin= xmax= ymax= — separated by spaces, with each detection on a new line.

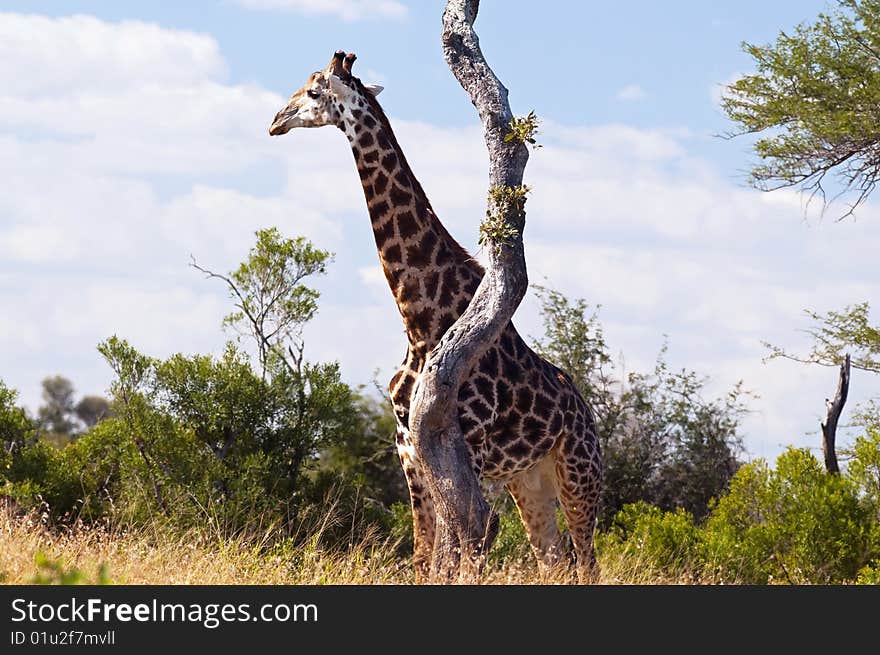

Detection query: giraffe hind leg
xmin=506 ymin=455 xmax=567 ymax=579
xmin=396 ymin=425 xmax=435 ymax=583
xmin=553 ymin=426 xmax=602 ymax=584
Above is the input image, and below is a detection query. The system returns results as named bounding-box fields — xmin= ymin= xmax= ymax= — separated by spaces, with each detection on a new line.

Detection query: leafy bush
xmin=1 ymin=343 xmax=402 ymax=549
xmin=598 ymin=501 xmax=703 ymax=580
xmin=487 ymin=503 xmax=534 ymax=567
xmin=601 ymin=441 xmax=880 ymax=584
xmin=857 ymin=561 xmax=880 ymax=585
xmin=30 ymin=552 xmax=111 ymax=585
xmin=704 ymin=448 xmax=876 ymax=584
xmin=2 ymin=229 xmax=407 ymax=562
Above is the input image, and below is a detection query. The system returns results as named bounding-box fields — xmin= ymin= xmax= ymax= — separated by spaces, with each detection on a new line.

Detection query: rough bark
xmin=407 ymin=0 xmax=530 ymax=582
xmin=821 ymin=353 xmax=850 ymax=475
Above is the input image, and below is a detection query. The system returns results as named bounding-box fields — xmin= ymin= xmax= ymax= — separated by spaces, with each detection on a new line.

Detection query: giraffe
xmin=269 ymin=51 xmax=602 ymax=583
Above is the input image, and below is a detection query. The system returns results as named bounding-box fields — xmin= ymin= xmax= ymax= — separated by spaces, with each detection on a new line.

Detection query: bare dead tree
xmin=821 ymin=353 xmax=851 ymax=475
xmin=407 ymin=0 xmax=531 ymax=582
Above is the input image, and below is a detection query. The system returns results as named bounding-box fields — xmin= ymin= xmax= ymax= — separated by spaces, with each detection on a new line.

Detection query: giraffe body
xmin=270 ymin=52 xmax=602 ymax=582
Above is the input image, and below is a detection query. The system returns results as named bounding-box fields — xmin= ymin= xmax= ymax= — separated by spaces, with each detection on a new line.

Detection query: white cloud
xmin=363 ymin=69 xmax=387 ymax=85
xmin=0 ymin=12 xmax=348 ymax=407
xmin=545 ymin=122 xmax=687 ymax=162
xmin=233 ymin=0 xmax=408 ymax=21
xmin=616 ymin=84 xmax=646 ymax=102
xmin=711 ymin=71 xmax=742 ymax=107
xmin=162 ymin=185 xmax=341 ymax=266
xmin=303 ymin=302 xmax=406 ymax=383
xmin=0 ymin=13 xmax=226 ymax=96
xmin=0 ymin=82 xmax=282 ymax=172
xmin=358 ymin=265 xmax=387 ymax=291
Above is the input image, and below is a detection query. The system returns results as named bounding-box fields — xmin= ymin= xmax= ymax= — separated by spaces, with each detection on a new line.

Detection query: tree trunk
xmin=821 ymin=353 xmax=850 ymax=475
xmin=407 ymin=0 xmax=530 ymax=582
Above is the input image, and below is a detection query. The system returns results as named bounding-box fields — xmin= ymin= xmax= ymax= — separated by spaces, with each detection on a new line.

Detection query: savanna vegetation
xmin=3 ymin=0 xmax=880 ymax=585
xmin=2 ymin=225 xmax=878 ymax=584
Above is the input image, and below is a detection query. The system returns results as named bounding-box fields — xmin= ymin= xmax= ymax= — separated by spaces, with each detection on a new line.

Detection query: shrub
xmin=704 ymin=448 xmax=876 ymax=584
xmin=30 ymin=552 xmax=111 ymax=585
xmin=857 ymin=561 xmax=880 ymax=585
xmin=488 ymin=503 xmax=534 ymax=567
xmin=598 ymin=501 xmax=703 ymax=580
xmin=599 ymin=441 xmax=880 ymax=584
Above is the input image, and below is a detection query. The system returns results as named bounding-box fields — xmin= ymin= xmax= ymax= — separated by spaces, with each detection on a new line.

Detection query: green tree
xmin=317 ymin=385 xmax=407 ymax=509
xmin=37 ymin=375 xmax=78 ymax=438
xmin=0 ymin=381 xmax=38 ymax=481
xmin=723 ymin=1 xmax=880 ymax=469
xmin=153 ymin=342 xmax=357 ymax=488
xmin=532 ymin=286 xmax=749 ymax=525
xmin=97 ymin=336 xmax=181 ymax=517
xmin=848 ymin=426 xmax=880 ymax=512
xmin=721 ymin=0 xmax=880 ymax=217
xmin=628 ymin=353 xmax=747 ymax=521
xmin=191 ymin=227 xmax=332 ymax=377
xmin=531 ymin=286 xmax=620 ymax=439
xmin=152 ymin=346 xmax=271 ymax=465
xmin=3 ymin=228 xmax=404 ymax=548
xmin=74 ymin=396 xmax=112 ymax=428
xmin=0 ymin=381 xmax=74 ymax=514
xmin=79 ymin=228 xmax=361 ymax=533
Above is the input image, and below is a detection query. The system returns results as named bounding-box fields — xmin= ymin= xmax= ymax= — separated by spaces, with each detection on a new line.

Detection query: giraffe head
xmin=269 ymin=50 xmax=384 ymax=136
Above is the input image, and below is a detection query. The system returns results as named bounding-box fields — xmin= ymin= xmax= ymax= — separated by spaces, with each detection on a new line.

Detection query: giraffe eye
xmin=307 ymin=89 xmax=320 ymax=99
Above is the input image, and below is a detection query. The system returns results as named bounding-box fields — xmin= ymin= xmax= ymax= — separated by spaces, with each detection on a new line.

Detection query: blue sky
xmin=1 ymin=0 xmax=877 ymax=461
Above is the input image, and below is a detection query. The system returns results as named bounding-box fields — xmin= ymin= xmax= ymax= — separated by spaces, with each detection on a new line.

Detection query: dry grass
xmin=1 ymin=511 xmax=409 ymax=585
xmin=0 ymin=509 xmax=674 ymax=585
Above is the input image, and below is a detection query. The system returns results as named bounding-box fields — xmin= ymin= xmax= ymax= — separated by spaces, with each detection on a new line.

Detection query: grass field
xmin=0 ymin=509 xmax=676 ymax=585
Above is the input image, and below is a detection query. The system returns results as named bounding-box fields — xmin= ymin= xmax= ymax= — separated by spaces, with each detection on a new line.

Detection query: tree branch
xmin=191 ymin=256 xmax=297 ymax=378
xmin=821 ymin=353 xmax=850 ymax=475
xmin=441 ymin=0 xmax=529 ymax=188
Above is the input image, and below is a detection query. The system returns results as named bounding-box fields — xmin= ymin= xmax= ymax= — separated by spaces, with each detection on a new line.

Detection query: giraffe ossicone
xmin=270 ymin=51 xmax=603 ymax=583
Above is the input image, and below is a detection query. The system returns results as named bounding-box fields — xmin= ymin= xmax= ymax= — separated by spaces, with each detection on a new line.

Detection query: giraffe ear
xmin=364 ymin=83 xmax=384 ymax=97
xmin=327 ymin=74 xmax=354 ymax=97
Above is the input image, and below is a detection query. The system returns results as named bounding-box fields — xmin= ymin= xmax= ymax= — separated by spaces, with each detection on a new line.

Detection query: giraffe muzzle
xmin=269 ymin=107 xmax=299 ymax=136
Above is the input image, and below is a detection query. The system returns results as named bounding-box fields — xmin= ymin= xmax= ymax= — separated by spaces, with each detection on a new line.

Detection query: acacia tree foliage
xmin=723 ymin=1 xmax=880 ymax=467
xmin=721 ymin=0 xmax=880 ymax=216
xmin=766 ymin=302 xmax=880 ymax=374
xmin=191 ymin=227 xmax=332 ymax=377
xmin=531 ymin=286 xmax=748 ymax=525
xmin=766 ymin=302 xmax=880 ymax=439
xmin=79 ymin=227 xmax=354 ymax=526
xmin=92 ymin=336 xmax=357 ymax=523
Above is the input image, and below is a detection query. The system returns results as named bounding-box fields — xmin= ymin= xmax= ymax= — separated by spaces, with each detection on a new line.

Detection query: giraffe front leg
xmin=395 ymin=424 xmax=435 ymax=583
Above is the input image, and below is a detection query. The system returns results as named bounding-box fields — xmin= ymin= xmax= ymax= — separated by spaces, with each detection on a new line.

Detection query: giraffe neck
xmin=341 ymin=98 xmax=482 ymax=350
